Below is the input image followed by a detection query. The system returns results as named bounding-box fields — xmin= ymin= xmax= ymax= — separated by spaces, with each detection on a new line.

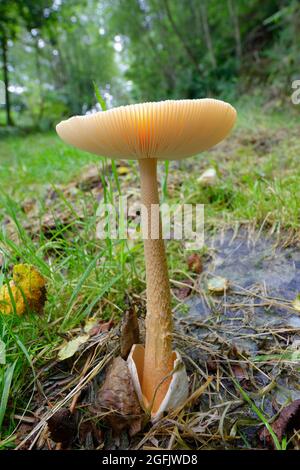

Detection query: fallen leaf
xmin=120 ymin=307 xmax=140 ymax=359
xmin=117 ymin=166 xmax=130 ymax=175
xmin=58 ymin=318 xmax=114 ymax=361
xmin=76 ymin=165 xmax=101 ymax=191
xmin=197 ymin=168 xmax=217 ymax=186
xmin=187 ymin=253 xmax=203 ymax=274
xmin=47 ymin=408 xmax=77 ymax=447
xmin=88 ymin=319 xmax=114 ymax=336
xmin=0 ymin=264 xmax=46 ymax=316
xmin=94 ymin=356 xmax=144 ymax=436
xmin=173 ymin=279 xmax=193 ymax=300
xmin=292 ymin=294 xmax=300 ymax=312
xmin=207 ymin=357 xmax=218 ymax=372
xmin=21 ymin=198 xmax=38 ymax=215
xmin=259 ymin=399 xmax=300 ymax=448
xmin=207 ymin=276 xmax=229 ymax=294
xmin=58 ymin=335 xmax=90 ymax=361
xmin=83 ymin=317 xmax=99 ymax=334
xmin=232 ymin=364 xmax=249 ymax=381
xmin=98 ymin=319 xmax=114 ymax=332
xmin=15 ymin=423 xmax=36 ymax=448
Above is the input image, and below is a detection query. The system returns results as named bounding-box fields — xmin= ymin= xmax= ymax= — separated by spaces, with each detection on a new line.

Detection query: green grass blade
xmin=93 ymin=82 xmax=121 ymax=193
xmin=0 ymin=361 xmax=17 ymax=432
xmin=62 ymin=250 xmax=105 ymax=327
xmin=162 ymin=160 xmax=169 ymax=201
xmin=233 ymin=378 xmax=283 ymax=450
xmin=93 ymin=82 xmax=107 ymax=111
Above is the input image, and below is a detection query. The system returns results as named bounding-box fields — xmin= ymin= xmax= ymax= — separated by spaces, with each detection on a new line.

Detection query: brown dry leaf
xmin=75 ymin=165 xmax=102 ymax=191
xmin=173 ymin=279 xmax=193 ymax=300
xmin=120 ymin=307 xmax=140 ymax=359
xmin=98 ymin=319 xmax=115 ymax=332
xmin=207 ymin=357 xmax=219 ymax=372
xmin=21 ymin=198 xmax=38 ymax=215
xmin=15 ymin=423 xmax=35 ymax=448
xmin=88 ymin=319 xmax=115 ymax=336
xmin=95 ymin=356 xmax=143 ymax=436
xmin=259 ymin=399 xmax=300 ymax=447
xmin=232 ymin=364 xmax=249 ymax=382
xmin=0 ymin=264 xmax=46 ymax=316
xmin=187 ymin=253 xmax=203 ymax=274
xmin=47 ymin=408 xmax=77 ymax=447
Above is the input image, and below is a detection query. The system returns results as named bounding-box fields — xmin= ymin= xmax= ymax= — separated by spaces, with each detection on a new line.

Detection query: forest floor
xmin=0 ymin=101 xmax=300 ymax=450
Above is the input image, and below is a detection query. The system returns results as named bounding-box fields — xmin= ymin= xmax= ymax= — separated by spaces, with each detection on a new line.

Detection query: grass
xmin=0 ymin=100 xmax=299 ymax=449
xmin=232 ymin=377 xmax=282 ymax=450
xmin=179 ymin=103 xmax=300 ymax=232
xmin=0 ymin=130 xmax=147 ymax=448
xmin=0 ymin=132 xmax=100 ymax=194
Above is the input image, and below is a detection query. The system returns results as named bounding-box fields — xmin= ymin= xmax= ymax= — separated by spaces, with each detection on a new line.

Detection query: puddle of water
xmin=210 ymin=229 xmax=300 ymax=295
xmin=176 ymin=229 xmax=300 ymax=352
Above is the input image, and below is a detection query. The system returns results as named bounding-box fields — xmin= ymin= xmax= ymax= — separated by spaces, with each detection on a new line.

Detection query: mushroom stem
xmin=138 ymin=158 xmax=174 ymax=412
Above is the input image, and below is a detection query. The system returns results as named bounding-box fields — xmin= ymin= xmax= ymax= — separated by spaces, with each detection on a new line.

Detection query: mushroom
xmin=56 ymin=99 xmax=236 ymax=420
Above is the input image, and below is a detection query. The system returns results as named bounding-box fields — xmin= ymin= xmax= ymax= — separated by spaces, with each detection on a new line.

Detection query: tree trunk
xmin=200 ymin=1 xmax=217 ymax=69
xmin=163 ymin=0 xmax=201 ymax=72
xmin=1 ymin=31 xmax=13 ymax=126
xmin=227 ymin=0 xmax=242 ymax=63
xmin=33 ymin=36 xmax=44 ymax=125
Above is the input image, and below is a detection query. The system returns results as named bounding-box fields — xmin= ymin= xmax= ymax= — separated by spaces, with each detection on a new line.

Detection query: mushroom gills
xmin=127 ymin=344 xmax=189 ymax=422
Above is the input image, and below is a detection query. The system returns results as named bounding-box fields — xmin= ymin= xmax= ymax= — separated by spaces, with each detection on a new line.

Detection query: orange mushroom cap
xmin=56 ymin=99 xmax=236 ymax=160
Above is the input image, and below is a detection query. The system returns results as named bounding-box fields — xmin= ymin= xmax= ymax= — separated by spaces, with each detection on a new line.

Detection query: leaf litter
xmin=174 ymin=226 xmax=300 ymax=449
xmin=5 ymin=164 xmax=300 ymax=450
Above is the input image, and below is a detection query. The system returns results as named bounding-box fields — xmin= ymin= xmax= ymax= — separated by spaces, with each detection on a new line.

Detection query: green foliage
xmin=0 ymin=0 xmax=299 ymax=127
xmin=0 ymin=0 xmax=118 ymax=129
xmin=107 ymin=0 xmax=300 ymax=102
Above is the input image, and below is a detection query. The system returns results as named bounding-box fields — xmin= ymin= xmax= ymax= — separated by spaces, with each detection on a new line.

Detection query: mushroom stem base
xmin=127 ymin=344 xmax=189 ymax=422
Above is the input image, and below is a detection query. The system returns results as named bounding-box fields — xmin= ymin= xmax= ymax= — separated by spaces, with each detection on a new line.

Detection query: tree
xmin=227 ymin=0 xmax=242 ymax=64
xmin=16 ymin=0 xmax=54 ymax=124
xmin=0 ymin=1 xmax=19 ymax=126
